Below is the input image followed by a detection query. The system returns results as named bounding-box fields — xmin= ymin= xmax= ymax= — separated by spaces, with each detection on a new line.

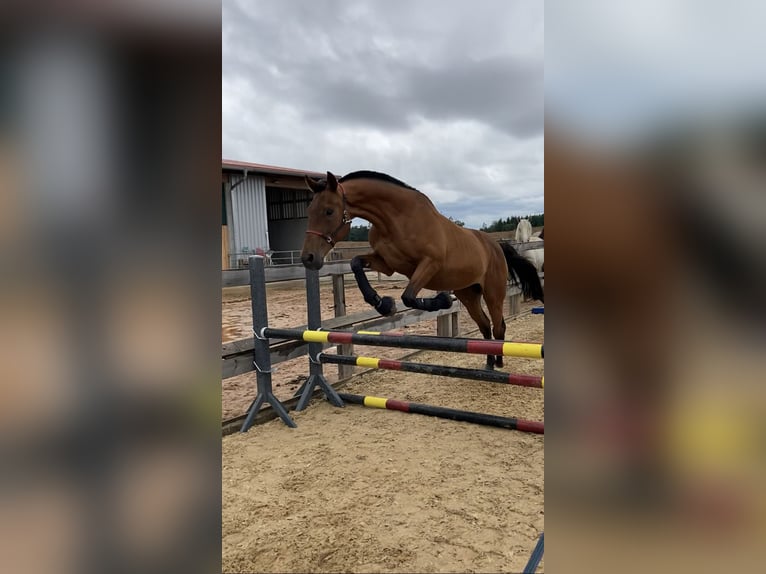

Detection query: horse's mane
xmin=340 ymin=170 xmax=420 ymax=192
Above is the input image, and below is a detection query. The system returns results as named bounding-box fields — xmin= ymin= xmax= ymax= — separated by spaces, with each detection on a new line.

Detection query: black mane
xmin=339 ymin=170 xmax=419 ymax=191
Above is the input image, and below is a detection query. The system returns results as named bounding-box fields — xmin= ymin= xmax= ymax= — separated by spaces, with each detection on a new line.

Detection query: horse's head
xmin=301 ymin=171 xmax=352 ymax=270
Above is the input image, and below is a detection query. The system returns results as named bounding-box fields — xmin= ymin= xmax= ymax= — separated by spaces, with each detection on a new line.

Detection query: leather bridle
xmin=305 ymin=182 xmax=351 ymax=247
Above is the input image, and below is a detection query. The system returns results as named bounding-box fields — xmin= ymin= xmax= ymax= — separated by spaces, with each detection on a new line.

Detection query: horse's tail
xmin=501 ymin=242 xmax=544 ymax=302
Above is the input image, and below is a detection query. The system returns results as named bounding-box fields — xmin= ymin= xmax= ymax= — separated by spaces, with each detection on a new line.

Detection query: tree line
xmin=480 ymin=213 xmax=544 ymax=233
xmin=346 ymin=213 xmax=543 ymax=241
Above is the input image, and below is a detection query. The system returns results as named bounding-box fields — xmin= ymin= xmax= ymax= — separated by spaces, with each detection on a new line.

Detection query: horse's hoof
xmin=375 ymin=296 xmax=396 ymax=316
xmin=484 ymin=362 xmax=495 ymax=371
xmin=435 ymin=291 xmax=453 ymax=309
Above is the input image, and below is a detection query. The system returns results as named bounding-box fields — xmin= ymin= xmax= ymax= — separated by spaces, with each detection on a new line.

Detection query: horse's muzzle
xmin=301 ymin=252 xmax=323 ymax=270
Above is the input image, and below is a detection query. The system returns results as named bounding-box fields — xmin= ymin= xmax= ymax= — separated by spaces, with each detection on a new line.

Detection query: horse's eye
xmin=325 ymin=208 xmax=334 ymax=216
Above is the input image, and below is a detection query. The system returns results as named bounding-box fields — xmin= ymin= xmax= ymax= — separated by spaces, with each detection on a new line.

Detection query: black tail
xmin=501 ymin=242 xmax=544 ymax=302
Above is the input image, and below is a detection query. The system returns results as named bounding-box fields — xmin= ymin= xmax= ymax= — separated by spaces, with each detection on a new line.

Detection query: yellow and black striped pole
xmin=264 ymin=328 xmax=543 ymax=359
xmin=338 ymin=393 xmax=544 ymax=434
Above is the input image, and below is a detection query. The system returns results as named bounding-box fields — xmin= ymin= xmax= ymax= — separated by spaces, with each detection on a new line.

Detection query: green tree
xmin=480 ymin=213 xmax=543 ymax=232
xmin=448 ymin=216 xmax=465 ymax=227
xmin=347 ymin=225 xmax=369 ymax=241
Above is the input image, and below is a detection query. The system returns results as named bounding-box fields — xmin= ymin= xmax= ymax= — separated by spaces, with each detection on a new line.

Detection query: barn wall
xmin=268 ymin=218 xmax=308 ymax=253
xmin=229 ymin=175 xmax=269 ymax=255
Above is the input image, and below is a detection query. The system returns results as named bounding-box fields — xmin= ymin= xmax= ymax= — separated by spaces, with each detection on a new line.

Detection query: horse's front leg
xmin=401 ymin=259 xmax=453 ymax=312
xmin=350 ymin=253 xmax=397 ymax=316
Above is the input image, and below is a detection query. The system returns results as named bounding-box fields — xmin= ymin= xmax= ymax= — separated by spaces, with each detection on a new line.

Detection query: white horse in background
xmin=515 ymin=218 xmax=533 ymax=242
xmin=515 ymin=219 xmax=544 ymax=273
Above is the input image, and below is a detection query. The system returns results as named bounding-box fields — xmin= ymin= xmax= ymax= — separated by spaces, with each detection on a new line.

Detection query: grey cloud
xmin=401 ymin=57 xmax=542 ymax=137
xmin=299 ymin=56 xmax=542 ymax=137
xmin=224 ymin=0 xmax=541 ymax=136
xmin=303 ymin=79 xmax=410 ymax=130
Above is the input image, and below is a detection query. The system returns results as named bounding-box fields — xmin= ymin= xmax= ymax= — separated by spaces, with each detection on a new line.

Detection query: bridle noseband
xmin=305 ymin=182 xmax=351 ymax=247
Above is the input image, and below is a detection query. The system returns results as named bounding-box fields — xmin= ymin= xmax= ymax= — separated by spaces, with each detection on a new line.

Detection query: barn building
xmin=221 ymin=160 xmax=325 ymax=269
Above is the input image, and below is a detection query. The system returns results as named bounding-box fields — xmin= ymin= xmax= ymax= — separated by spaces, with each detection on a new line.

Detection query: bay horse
xmin=300 ymin=170 xmax=544 ymax=370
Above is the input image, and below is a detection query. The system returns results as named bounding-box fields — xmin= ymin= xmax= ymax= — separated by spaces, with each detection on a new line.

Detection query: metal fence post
xmin=240 ymin=255 xmax=297 ymax=430
xmin=294 ymin=268 xmax=345 ymax=410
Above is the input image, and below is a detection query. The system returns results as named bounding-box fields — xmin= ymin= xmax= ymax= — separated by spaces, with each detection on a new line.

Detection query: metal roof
xmin=222 ymin=159 xmax=325 ymax=179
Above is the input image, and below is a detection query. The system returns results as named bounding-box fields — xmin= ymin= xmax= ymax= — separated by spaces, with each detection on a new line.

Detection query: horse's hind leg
xmin=350 ymin=253 xmax=397 ymax=316
xmin=400 ymin=259 xmax=452 ymax=312
xmin=455 ymin=286 xmax=495 ymax=370
xmin=483 ymin=279 xmax=508 ymax=369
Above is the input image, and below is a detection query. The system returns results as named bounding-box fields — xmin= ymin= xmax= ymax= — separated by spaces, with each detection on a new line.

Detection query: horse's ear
xmin=305 ymin=175 xmax=324 ymax=194
xmin=326 ymin=171 xmax=338 ymax=192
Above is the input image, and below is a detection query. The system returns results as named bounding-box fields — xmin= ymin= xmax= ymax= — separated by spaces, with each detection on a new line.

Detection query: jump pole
xmin=320 ymin=353 xmax=544 ymax=388
xmin=523 ymin=532 xmax=545 ymax=573
xmin=265 ymin=328 xmax=544 ymax=359
xmin=338 ymin=393 xmax=544 ymax=434
xmin=531 ymin=307 xmax=544 ymax=315
xmin=240 ymin=255 xmax=296 ymax=430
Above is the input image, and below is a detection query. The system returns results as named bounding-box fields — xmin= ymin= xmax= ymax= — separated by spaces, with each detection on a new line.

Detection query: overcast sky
xmin=222 ymin=0 xmax=543 ymax=229
xmin=546 ymin=0 xmax=766 ymax=142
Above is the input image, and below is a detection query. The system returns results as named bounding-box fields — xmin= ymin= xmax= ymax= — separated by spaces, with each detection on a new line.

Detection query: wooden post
xmin=331 ymin=274 xmax=353 ymax=379
xmin=508 ymin=293 xmax=521 ymax=316
xmin=221 ymin=225 xmax=229 ymax=270
xmin=437 ymin=302 xmax=460 ymax=337
xmin=437 ymin=314 xmax=451 ymax=337
xmin=451 ymin=306 xmax=460 ymax=337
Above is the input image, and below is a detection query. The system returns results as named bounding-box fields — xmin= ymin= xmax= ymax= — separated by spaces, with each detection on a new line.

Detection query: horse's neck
xmin=344 ymin=181 xmax=415 ymax=230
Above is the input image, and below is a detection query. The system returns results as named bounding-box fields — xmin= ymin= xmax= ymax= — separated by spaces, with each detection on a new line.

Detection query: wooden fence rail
xmin=222 ymin=275 xmax=542 ymax=380
xmin=222 ymin=240 xmax=542 ymax=287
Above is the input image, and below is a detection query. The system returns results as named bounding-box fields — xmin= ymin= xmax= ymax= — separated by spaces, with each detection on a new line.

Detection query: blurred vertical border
xmin=546 ymin=1 xmax=766 ymax=573
xmin=0 ymin=3 xmax=221 ymax=574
